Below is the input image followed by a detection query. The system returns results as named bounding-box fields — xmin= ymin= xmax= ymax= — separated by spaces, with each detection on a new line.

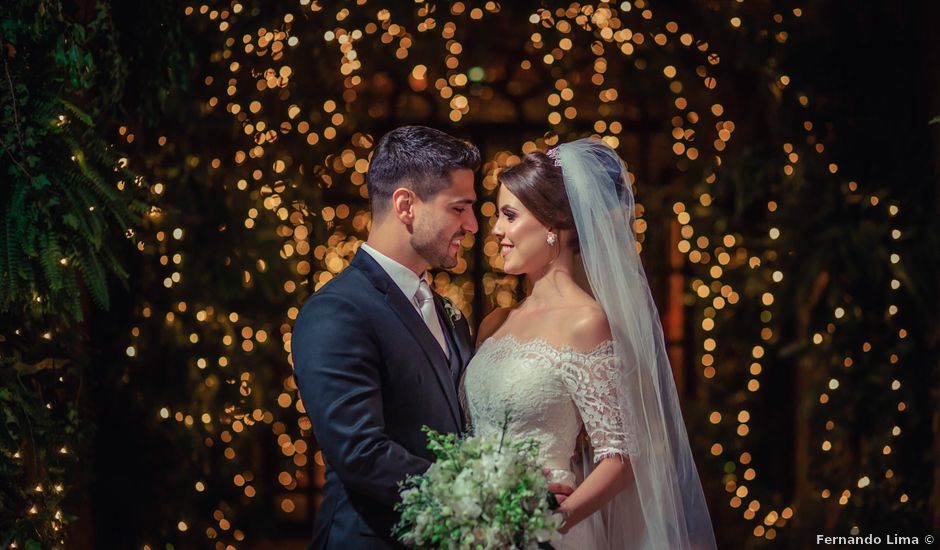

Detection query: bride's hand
xmin=542 ymin=468 xmax=574 ymax=504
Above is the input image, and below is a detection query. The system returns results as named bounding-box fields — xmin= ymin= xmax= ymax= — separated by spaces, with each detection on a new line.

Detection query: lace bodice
xmin=462 ymin=335 xmax=638 ymax=486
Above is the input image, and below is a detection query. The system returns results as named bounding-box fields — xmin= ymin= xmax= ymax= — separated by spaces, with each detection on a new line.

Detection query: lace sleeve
xmin=561 ymin=346 xmax=639 ymax=462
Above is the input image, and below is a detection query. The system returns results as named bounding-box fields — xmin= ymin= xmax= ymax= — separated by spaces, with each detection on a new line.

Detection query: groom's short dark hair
xmin=367 ymin=126 xmax=480 ymax=217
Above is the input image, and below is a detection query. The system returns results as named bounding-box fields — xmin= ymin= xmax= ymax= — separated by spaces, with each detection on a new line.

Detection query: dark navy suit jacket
xmin=292 ymin=250 xmax=473 ymax=549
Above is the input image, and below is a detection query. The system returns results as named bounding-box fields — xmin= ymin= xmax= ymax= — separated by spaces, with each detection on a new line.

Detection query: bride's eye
xmin=496 ymin=208 xmax=515 ymax=221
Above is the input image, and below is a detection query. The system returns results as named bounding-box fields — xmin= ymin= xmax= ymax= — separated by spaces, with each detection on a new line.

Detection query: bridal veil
xmin=553 ymin=138 xmax=717 ymax=549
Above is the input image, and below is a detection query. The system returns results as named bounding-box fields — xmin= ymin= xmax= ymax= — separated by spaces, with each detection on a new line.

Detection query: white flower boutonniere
xmin=441 ymin=297 xmax=463 ymax=325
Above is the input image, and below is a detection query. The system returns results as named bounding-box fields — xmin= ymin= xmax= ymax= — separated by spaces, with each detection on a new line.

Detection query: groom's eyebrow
xmin=452 ymin=198 xmax=475 ymax=205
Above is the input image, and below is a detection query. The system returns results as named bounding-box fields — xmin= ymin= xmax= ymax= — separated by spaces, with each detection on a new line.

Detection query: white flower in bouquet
xmin=395 ymin=427 xmax=563 ymax=549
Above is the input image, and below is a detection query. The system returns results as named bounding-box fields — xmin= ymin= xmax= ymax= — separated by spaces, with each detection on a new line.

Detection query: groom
xmin=291 ymin=126 xmax=480 ymax=549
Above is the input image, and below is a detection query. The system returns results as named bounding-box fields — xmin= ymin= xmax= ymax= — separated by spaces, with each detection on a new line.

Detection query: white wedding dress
xmin=462 ymin=334 xmax=640 ymax=550
xmin=457 ymin=139 xmax=716 ymax=549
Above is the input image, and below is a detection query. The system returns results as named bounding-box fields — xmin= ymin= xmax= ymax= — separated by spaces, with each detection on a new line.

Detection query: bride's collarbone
xmin=507 ymin=301 xmax=603 ymax=327
xmin=488 ymin=301 xmax=609 ymax=349
xmin=495 ymin=312 xmax=596 ymax=347
xmin=511 ymin=299 xmax=602 ymax=316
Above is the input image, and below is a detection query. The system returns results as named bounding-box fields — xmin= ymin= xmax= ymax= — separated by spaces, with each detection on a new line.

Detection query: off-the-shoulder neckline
xmin=479 ymin=333 xmax=615 ymax=357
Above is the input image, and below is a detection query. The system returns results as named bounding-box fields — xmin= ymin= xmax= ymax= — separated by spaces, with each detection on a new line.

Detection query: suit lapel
xmin=433 ymin=295 xmax=471 ymax=432
xmin=434 ymin=297 xmax=461 ymax=380
xmin=353 ymin=251 xmax=462 ymax=427
xmin=434 ymin=295 xmax=473 ymax=371
xmin=453 ymin=316 xmax=473 ymax=371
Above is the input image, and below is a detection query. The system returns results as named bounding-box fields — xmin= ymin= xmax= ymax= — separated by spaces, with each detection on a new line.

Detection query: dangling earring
xmin=546 ymin=231 xmax=557 ymax=246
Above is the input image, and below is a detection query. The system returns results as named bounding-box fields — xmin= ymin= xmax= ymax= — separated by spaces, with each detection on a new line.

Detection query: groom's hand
xmin=542 ymin=468 xmax=575 ymax=505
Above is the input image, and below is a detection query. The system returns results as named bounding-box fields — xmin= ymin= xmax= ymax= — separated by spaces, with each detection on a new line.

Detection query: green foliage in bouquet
xmin=395 ymin=427 xmax=563 ymax=550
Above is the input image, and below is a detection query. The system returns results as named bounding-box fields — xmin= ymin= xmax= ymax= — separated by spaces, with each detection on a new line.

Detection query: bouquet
xmin=394 ymin=427 xmax=563 ymax=549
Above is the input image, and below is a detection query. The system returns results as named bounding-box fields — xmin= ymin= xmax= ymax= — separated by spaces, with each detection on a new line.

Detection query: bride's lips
xmin=500 ymin=243 xmax=514 ymax=257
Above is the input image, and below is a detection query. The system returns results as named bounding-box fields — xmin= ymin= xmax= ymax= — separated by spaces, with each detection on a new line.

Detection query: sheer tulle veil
xmin=554 ymin=138 xmax=717 ymax=549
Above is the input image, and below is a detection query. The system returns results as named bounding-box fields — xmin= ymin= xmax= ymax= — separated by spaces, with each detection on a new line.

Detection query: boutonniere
xmin=441 ymin=297 xmax=463 ymax=326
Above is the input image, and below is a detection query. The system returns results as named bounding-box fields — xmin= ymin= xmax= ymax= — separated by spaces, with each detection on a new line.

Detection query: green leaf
xmin=58 ymin=99 xmax=93 ymax=126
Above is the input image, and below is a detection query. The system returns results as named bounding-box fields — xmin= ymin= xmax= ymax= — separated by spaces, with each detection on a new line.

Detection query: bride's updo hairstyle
xmin=497 ymin=151 xmax=579 ymax=252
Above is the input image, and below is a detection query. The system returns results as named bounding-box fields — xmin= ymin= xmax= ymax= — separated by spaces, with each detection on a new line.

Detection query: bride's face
xmin=492 ymin=184 xmax=555 ymax=275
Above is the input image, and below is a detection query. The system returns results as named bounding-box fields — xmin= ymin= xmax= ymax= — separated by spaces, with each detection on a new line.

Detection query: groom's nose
xmin=462 ymin=209 xmax=479 ymax=234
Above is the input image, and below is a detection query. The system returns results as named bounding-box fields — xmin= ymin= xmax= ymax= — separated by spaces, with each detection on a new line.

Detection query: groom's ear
xmin=391 ymin=187 xmax=416 ymax=224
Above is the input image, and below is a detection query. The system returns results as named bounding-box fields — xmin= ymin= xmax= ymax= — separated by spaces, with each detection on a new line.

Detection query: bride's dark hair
xmin=497 ymin=151 xmax=579 ymax=251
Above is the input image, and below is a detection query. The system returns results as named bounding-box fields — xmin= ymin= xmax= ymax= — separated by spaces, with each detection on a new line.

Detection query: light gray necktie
xmin=414 ymin=279 xmax=449 ymax=358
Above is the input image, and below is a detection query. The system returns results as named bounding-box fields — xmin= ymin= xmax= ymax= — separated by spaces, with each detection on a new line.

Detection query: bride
xmin=462 ymin=139 xmax=717 ymax=549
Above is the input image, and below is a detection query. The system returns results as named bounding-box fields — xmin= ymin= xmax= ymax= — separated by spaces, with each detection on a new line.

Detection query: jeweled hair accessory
xmin=546 ymin=146 xmax=562 ymax=167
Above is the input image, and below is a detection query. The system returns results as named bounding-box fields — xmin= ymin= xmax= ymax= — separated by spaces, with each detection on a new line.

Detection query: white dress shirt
xmin=359 ymin=243 xmax=449 ymax=356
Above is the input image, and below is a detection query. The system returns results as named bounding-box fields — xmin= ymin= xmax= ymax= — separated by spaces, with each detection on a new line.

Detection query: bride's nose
xmin=491 ymin=217 xmax=505 ymax=238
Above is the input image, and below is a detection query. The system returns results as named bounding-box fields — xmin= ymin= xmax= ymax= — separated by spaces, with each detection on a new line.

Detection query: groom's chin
xmin=428 ymin=251 xmax=459 ymax=270
xmin=441 ymin=245 xmax=461 ymax=268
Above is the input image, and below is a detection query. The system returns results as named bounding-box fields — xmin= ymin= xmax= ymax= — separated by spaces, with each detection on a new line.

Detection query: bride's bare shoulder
xmin=475 ymin=306 xmax=514 ymax=348
xmin=567 ymin=303 xmax=613 ymax=351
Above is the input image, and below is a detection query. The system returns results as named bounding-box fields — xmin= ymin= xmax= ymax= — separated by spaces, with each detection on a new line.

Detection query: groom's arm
xmin=292 ymin=292 xmax=431 ymax=506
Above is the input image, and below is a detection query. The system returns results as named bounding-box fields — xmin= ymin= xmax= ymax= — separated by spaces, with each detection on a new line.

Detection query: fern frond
xmin=39 ymin=233 xmax=66 ymax=293
xmin=61 ymin=133 xmax=121 ymax=204
xmin=56 ymin=98 xmax=94 ymax=126
xmin=127 ymin=199 xmax=151 ymax=217
xmin=57 ymin=178 xmax=103 ymax=246
xmin=99 ymin=242 xmax=128 ymax=281
xmin=72 ymin=250 xmax=109 ymax=310
xmin=60 ymin=267 xmax=83 ymax=323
